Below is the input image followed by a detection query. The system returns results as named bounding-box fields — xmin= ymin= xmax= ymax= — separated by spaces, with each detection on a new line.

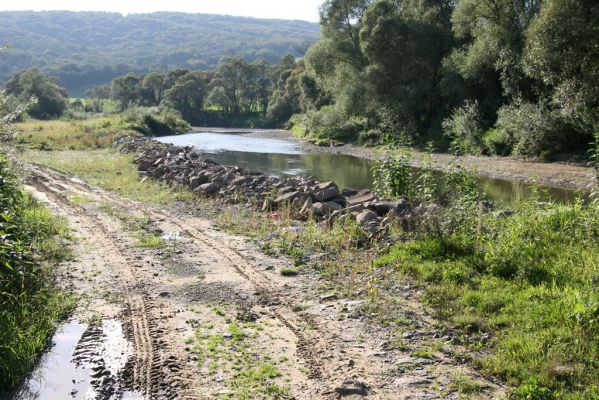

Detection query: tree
xmin=4 ymin=69 xmax=67 ymax=119
xmin=162 ymin=72 xmax=208 ymax=122
xmin=524 ymin=0 xmax=599 ymax=134
xmin=110 ymin=73 xmax=142 ymax=110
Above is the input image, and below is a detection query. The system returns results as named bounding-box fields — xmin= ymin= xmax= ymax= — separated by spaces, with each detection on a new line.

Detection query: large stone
xmin=356 ymin=210 xmax=378 ymax=226
xmin=316 ymin=181 xmax=338 ymax=191
xmin=230 ymin=176 xmax=250 ymax=186
xmin=347 ymin=189 xmax=376 ymax=205
xmin=299 ymin=198 xmax=313 ymax=216
xmin=274 ymin=191 xmax=301 ymax=205
xmin=370 ymin=201 xmax=398 ymax=215
xmin=195 ymin=183 xmax=218 ymax=196
xmin=189 ymin=175 xmax=209 ymax=189
xmin=314 ymin=186 xmax=340 ymax=202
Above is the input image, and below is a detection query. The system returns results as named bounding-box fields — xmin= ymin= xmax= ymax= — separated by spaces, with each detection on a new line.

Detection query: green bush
xmin=482 ymin=128 xmax=512 ymax=156
xmin=443 ymin=101 xmax=486 ymax=155
xmin=0 ymin=155 xmax=73 ymax=390
xmin=495 ymin=102 xmax=567 ymax=159
xmin=122 ymin=106 xmax=191 ymax=136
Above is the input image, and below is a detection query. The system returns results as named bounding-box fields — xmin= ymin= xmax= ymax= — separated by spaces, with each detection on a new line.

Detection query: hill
xmin=0 ymin=11 xmax=320 ymax=94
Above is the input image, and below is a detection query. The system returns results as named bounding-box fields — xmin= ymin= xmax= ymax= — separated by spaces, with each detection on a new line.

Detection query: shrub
xmin=443 ymin=101 xmax=486 ymax=155
xmin=122 ymin=106 xmax=191 ymax=136
xmin=495 ymin=102 xmax=567 ymax=159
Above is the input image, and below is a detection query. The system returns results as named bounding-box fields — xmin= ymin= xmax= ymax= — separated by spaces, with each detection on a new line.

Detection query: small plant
xmin=280 ymin=267 xmax=299 ymax=276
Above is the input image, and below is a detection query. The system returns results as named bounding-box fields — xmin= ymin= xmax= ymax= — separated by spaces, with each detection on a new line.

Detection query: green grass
xmin=189 ymin=311 xmax=288 ymax=399
xmin=279 ymin=267 xmax=298 ymax=277
xmin=20 ymin=149 xmax=195 ymax=204
xmin=0 ymin=155 xmax=75 ymax=391
xmin=374 ymin=200 xmax=599 ymax=399
xmin=135 ymin=233 xmax=166 ymax=249
xmin=15 ymin=116 xmax=136 ymax=150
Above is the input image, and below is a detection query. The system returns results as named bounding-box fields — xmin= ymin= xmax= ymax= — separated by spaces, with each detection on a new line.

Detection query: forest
xmin=0 ymin=11 xmax=319 ymax=95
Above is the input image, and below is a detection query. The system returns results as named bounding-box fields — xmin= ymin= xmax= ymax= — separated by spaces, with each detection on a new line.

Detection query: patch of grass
xmin=280 ymin=267 xmax=298 ymax=277
xmin=15 ymin=116 xmax=136 ymax=150
xmin=20 ymin=149 xmax=194 ymax=204
xmin=449 ymin=373 xmax=487 ymax=395
xmin=374 ymin=200 xmax=599 ymax=398
xmin=135 ymin=233 xmax=166 ymax=249
xmin=190 ymin=316 xmax=288 ymax=399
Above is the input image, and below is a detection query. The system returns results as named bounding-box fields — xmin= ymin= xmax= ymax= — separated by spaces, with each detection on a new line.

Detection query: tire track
xmin=26 ymin=174 xmax=186 ymax=399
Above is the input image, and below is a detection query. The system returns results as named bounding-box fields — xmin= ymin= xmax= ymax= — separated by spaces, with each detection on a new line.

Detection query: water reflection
xmin=157 ymin=132 xmax=579 ymax=206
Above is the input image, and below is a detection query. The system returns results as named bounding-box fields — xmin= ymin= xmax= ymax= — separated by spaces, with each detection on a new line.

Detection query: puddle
xmin=160 ymin=231 xmax=182 ymax=241
xmin=14 ymin=320 xmax=144 ymax=400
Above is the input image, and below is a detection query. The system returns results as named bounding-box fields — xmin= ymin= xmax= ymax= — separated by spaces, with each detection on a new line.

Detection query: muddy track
xmin=25 ymin=164 xmax=506 ymax=399
xmin=28 ymin=165 xmax=335 ymax=389
xmin=27 ymin=176 xmax=187 ymax=400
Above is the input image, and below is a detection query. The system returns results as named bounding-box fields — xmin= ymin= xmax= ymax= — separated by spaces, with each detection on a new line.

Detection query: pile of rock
xmin=116 ymin=136 xmax=413 ymax=234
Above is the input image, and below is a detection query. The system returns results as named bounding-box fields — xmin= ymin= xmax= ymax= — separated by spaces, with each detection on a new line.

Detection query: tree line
xmin=86 ymin=55 xmax=307 ymax=126
xmin=294 ymin=0 xmax=597 ymax=158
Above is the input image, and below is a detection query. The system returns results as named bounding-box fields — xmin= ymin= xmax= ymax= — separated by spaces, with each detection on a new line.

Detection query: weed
xmin=280 ymin=268 xmax=298 ymax=277
xmin=135 ymin=233 xmax=166 ymax=249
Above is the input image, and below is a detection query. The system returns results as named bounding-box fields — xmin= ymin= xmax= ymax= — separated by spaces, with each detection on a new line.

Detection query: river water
xmin=156 ymin=131 xmax=579 ymax=206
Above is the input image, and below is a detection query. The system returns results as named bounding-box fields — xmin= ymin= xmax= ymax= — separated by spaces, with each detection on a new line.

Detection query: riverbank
xmin=195 ymin=127 xmax=595 ymax=192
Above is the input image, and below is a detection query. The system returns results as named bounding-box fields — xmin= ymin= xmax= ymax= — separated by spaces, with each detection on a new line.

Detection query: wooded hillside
xmin=0 ymin=11 xmax=319 ymax=93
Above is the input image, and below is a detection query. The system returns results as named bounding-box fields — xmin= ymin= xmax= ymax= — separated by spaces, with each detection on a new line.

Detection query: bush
xmin=482 ymin=128 xmax=512 ymax=156
xmin=443 ymin=101 xmax=486 ymax=155
xmin=122 ymin=106 xmax=191 ymax=136
xmin=495 ymin=102 xmax=567 ymax=159
xmin=0 ymin=155 xmax=73 ymax=390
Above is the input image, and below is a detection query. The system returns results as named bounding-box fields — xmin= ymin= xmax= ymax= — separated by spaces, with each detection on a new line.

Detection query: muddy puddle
xmin=13 ymin=319 xmax=143 ymax=400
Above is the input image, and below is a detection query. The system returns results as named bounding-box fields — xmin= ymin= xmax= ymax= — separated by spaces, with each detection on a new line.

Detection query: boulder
xmin=195 ymin=183 xmax=218 ymax=196
xmin=274 ymin=191 xmax=301 ymax=205
xmin=262 ymin=198 xmax=275 ymax=212
xmin=299 ymin=198 xmax=313 ymax=216
xmin=356 ymin=210 xmax=378 ymax=226
xmin=347 ymin=189 xmax=376 ymax=205
xmin=370 ymin=201 xmax=398 ymax=215
xmin=189 ymin=175 xmax=209 ymax=189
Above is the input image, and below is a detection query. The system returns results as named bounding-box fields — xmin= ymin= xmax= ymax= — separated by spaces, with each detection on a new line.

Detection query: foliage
xmin=443 ymin=101 xmax=485 ymax=155
xmin=588 ymin=134 xmax=599 ymax=203
xmin=0 ymin=154 xmax=73 ymax=391
xmin=523 ymin=0 xmax=599 ymax=134
xmin=121 ymin=106 xmax=191 ymax=136
xmin=0 ymin=11 xmax=319 ymax=93
xmin=375 ymin=199 xmax=599 ymax=398
xmin=297 ymin=0 xmax=597 ymax=159
xmin=4 ymin=69 xmax=67 ymax=119
xmin=495 ymin=102 xmax=567 ymax=159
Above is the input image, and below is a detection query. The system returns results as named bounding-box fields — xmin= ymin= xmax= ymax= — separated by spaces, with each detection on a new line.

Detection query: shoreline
xmin=192 ymin=127 xmax=595 ymax=192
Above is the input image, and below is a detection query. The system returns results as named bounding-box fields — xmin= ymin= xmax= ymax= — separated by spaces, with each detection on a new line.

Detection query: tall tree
xmin=524 ymin=0 xmax=599 ymax=134
xmin=4 ymin=68 xmax=67 ymax=119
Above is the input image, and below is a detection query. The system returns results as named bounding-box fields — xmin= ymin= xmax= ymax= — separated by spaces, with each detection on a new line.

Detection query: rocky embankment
xmin=117 ymin=136 xmax=416 ymax=234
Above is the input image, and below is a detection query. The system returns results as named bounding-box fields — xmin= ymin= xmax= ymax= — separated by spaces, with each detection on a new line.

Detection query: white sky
xmin=0 ymin=0 xmax=324 ymax=22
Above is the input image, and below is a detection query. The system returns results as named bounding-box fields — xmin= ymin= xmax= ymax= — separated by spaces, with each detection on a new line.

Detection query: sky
xmin=0 ymin=0 xmax=324 ymax=22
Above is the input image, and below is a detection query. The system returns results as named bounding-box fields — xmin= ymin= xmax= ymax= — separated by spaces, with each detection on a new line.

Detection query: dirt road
xmin=24 ymin=164 xmax=504 ymax=399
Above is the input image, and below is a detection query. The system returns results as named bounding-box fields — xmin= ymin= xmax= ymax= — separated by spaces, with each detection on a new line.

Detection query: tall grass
xmin=15 ymin=116 xmax=136 ymax=150
xmin=0 ymin=155 xmax=74 ymax=391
